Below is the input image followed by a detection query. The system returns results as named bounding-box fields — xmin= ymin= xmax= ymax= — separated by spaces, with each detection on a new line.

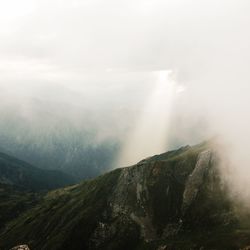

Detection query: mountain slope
xmin=1 ymin=142 xmax=250 ymax=250
xmin=0 ymin=184 xmax=39 ymax=233
xmin=0 ymin=152 xmax=76 ymax=191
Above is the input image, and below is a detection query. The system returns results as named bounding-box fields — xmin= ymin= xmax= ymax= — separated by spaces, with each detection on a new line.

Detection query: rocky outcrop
xmin=10 ymin=245 xmax=30 ymax=250
xmin=90 ymin=146 xmax=220 ymax=246
xmin=182 ymin=150 xmax=212 ymax=213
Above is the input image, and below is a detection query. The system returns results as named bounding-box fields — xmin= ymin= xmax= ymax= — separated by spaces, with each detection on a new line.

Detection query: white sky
xmin=1 ymin=0 xmax=250 ymax=205
xmin=0 ymin=0 xmax=248 ymax=77
xmin=0 ymin=0 xmax=250 ymax=145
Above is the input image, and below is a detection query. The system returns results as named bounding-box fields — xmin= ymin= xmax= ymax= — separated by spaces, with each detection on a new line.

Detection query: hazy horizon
xmin=1 ymin=0 xmax=250 ymax=205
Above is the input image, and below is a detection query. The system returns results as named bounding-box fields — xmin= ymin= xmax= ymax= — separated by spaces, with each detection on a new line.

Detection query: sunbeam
xmin=117 ymin=70 xmax=176 ymax=166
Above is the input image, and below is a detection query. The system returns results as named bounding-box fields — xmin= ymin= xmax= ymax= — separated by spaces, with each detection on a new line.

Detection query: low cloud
xmin=1 ymin=0 xmax=250 ymax=204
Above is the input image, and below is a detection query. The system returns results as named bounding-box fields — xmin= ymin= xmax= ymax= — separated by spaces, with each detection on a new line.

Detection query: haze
xmin=1 ymin=0 xmax=250 ymax=203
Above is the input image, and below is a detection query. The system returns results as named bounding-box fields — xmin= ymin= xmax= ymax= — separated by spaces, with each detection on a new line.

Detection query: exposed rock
xmin=10 ymin=245 xmax=30 ymax=250
xmin=182 ymin=150 xmax=212 ymax=214
xmin=157 ymin=245 xmax=168 ymax=250
xmin=90 ymin=222 xmax=116 ymax=248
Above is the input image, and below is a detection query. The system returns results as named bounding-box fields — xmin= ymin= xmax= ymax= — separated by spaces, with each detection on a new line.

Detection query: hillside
xmin=1 ymin=142 xmax=250 ymax=250
xmin=0 ymin=152 xmax=76 ymax=191
xmin=0 ymin=184 xmax=39 ymax=233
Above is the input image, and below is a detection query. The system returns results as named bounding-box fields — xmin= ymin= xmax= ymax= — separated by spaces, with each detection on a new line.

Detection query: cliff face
xmin=1 ymin=142 xmax=250 ymax=250
xmin=90 ymin=144 xmax=238 ymax=250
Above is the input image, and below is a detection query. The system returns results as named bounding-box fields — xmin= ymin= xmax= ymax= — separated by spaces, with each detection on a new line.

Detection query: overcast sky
xmin=1 ymin=0 xmax=248 ymax=85
xmin=1 ymin=0 xmax=250 ymax=206
xmin=0 ymin=0 xmax=250 ymax=146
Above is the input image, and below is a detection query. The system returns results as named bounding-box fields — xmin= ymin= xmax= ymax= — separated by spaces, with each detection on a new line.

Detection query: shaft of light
xmin=117 ymin=70 xmax=176 ymax=167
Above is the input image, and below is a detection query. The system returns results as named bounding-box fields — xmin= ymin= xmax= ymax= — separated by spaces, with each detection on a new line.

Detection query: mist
xmin=1 ymin=0 xmax=250 ymax=205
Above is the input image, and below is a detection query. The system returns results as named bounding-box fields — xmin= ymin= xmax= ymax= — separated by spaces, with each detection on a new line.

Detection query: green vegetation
xmin=0 ymin=169 xmax=123 ymax=249
xmin=0 ymin=184 xmax=39 ymax=233
xmin=1 ymin=141 xmax=250 ymax=250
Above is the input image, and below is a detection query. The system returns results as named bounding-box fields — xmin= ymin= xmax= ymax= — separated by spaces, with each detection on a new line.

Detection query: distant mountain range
xmin=1 ymin=141 xmax=250 ymax=250
xmin=0 ymin=128 xmax=118 ymax=181
xmin=0 ymin=99 xmax=119 ymax=180
xmin=0 ymin=151 xmax=76 ymax=191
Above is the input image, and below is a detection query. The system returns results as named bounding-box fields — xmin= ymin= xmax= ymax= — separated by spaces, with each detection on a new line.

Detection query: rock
xmin=10 ymin=245 xmax=30 ymax=250
xmin=182 ymin=150 xmax=211 ymax=213
xmin=157 ymin=245 xmax=168 ymax=250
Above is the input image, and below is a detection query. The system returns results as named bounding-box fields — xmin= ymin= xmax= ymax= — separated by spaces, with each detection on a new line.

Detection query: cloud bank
xmin=1 ymin=0 xmax=250 ymax=202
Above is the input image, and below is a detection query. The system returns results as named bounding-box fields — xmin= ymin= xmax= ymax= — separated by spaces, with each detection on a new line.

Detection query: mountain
xmin=0 ymin=183 xmax=39 ymax=233
xmin=0 ymin=152 xmax=76 ymax=191
xmin=0 ymin=132 xmax=119 ymax=181
xmin=1 ymin=141 xmax=250 ymax=250
xmin=0 ymin=100 xmax=119 ymax=180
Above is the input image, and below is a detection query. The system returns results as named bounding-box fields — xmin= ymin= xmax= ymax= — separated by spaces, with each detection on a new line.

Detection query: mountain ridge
xmin=1 ymin=141 xmax=250 ymax=250
xmin=0 ymin=151 xmax=76 ymax=191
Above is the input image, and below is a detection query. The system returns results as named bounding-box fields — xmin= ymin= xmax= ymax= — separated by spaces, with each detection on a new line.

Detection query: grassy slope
xmin=2 ymin=141 xmax=250 ymax=250
xmin=0 ymin=169 xmax=123 ymax=250
xmin=0 ymin=184 xmax=39 ymax=233
xmin=0 ymin=143 xmax=206 ymax=250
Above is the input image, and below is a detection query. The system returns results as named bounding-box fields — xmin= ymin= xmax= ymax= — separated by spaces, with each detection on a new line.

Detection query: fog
xmin=1 ymin=0 xmax=250 ymax=201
